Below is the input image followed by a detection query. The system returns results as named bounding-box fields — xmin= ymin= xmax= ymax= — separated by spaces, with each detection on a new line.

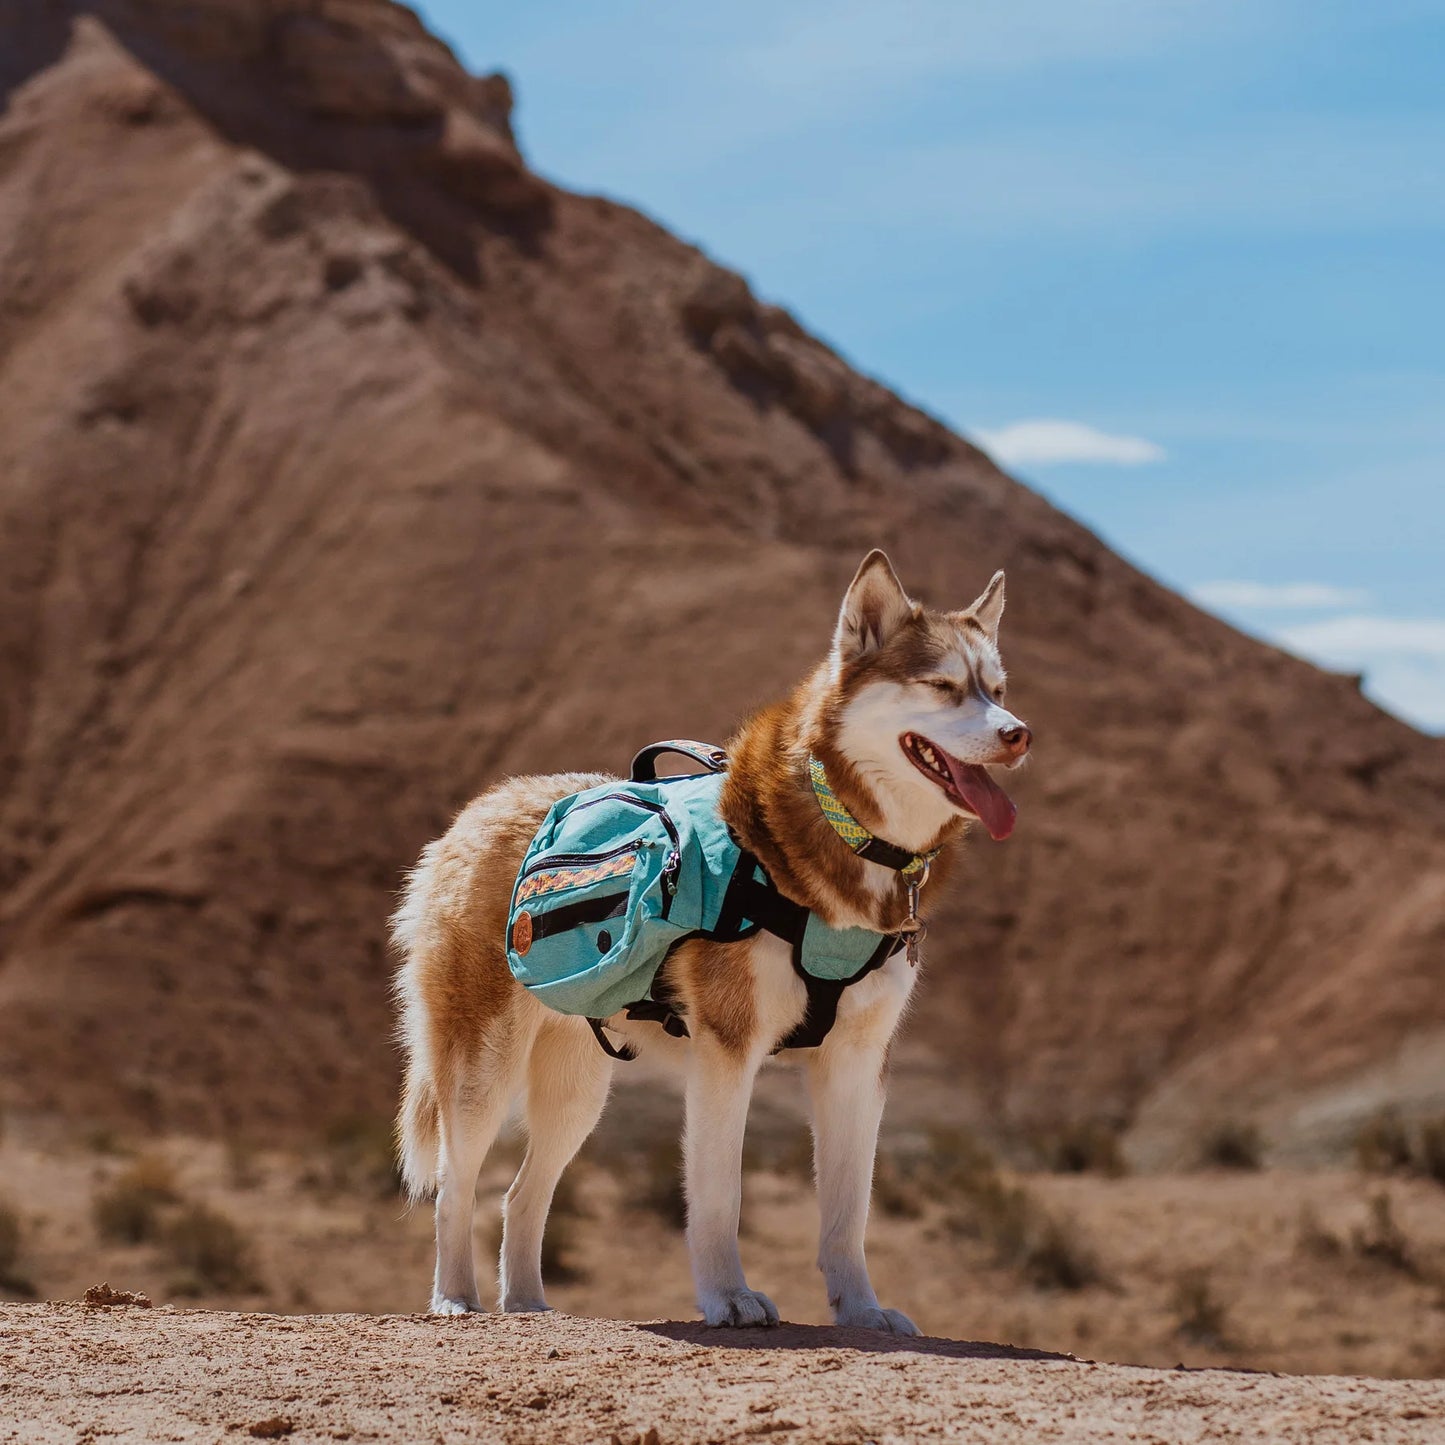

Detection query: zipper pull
xmin=662 ymin=850 xmax=681 ymax=896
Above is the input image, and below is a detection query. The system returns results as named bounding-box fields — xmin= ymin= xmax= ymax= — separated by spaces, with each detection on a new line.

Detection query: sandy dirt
xmin=4 ymin=1125 xmax=1445 ymax=1383
xmin=3 ymin=1302 xmax=1442 ymax=1445
xmin=1 ymin=0 xmax=1443 ymax=1158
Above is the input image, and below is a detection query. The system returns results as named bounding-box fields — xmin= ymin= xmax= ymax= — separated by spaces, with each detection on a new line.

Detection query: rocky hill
xmin=1 ymin=0 xmax=1442 ymax=1156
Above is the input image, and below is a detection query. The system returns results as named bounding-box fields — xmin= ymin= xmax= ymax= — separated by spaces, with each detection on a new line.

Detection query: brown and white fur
xmin=391 ymin=551 xmax=1031 ymax=1331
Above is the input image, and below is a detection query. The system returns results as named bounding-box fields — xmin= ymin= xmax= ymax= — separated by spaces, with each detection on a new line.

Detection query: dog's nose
xmin=998 ymin=723 xmax=1032 ymax=755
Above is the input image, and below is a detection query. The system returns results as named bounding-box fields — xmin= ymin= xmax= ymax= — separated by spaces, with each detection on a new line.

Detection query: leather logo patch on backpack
xmin=511 ymin=910 xmax=533 ymax=956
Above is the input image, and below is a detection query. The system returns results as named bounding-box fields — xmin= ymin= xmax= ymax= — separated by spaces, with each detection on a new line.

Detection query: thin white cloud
xmin=1275 ymin=614 xmax=1445 ymax=733
xmin=1191 ymin=581 xmax=1372 ymax=610
xmin=975 ymin=419 xmax=1165 ymax=467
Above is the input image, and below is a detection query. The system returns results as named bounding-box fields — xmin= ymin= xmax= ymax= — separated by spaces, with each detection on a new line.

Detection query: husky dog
xmin=392 ymin=550 xmax=1031 ymax=1331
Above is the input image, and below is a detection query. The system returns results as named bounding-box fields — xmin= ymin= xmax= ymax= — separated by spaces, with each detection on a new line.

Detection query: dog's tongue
xmin=946 ymin=758 xmax=1017 ymax=841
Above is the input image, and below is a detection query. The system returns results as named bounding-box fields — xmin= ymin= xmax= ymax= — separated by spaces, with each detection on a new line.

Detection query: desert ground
xmin=4 ymin=1302 xmax=1444 ymax=1445
xmin=3 ymin=1075 xmax=1443 ymax=1389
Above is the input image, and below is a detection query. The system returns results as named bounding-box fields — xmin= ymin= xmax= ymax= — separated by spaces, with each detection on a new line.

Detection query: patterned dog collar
xmin=808 ymin=755 xmax=939 ymax=881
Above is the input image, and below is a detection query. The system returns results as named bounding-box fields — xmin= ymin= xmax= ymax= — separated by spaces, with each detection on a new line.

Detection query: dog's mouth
xmin=900 ymin=732 xmax=1017 ymax=841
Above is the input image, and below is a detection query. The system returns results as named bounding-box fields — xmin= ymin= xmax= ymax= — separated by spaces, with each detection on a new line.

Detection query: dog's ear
xmin=833 ymin=550 xmax=916 ymax=663
xmin=956 ymin=570 xmax=1006 ymax=640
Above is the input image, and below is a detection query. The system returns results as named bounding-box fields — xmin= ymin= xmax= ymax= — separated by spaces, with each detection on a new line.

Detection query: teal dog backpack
xmin=505 ymin=741 xmax=903 ymax=1057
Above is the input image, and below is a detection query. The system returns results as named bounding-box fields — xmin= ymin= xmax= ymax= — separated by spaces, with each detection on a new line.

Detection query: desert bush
xmin=83 ymin=1127 xmax=120 ymax=1155
xmin=1197 ymin=1120 xmax=1264 ymax=1171
xmin=1172 ymin=1268 xmax=1230 ymax=1347
xmin=165 ymin=1204 xmax=260 ymax=1294
xmin=632 ymin=1139 xmax=687 ymax=1232
xmin=1354 ymin=1109 xmax=1415 ymax=1175
xmin=1015 ymin=1210 xmax=1103 ymax=1291
xmin=1419 ymin=1118 xmax=1445 ymax=1187
xmin=743 ymin=1131 xmax=814 ymax=1185
xmin=872 ymin=1154 xmax=924 ymax=1220
xmin=0 ymin=1198 xmax=35 ymax=1296
xmin=315 ymin=1115 xmax=403 ymax=1198
xmin=941 ymin=1154 xmax=1102 ymax=1291
xmin=1037 ymin=1119 xmax=1128 ymax=1177
xmin=921 ymin=1125 xmax=999 ymax=1191
xmin=1295 ymin=1204 xmax=1344 ymax=1260
xmin=225 ymin=1138 xmax=263 ymax=1191
xmin=92 ymin=1156 xmax=179 ymax=1244
xmin=1351 ymin=1192 xmax=1417 ymax=1276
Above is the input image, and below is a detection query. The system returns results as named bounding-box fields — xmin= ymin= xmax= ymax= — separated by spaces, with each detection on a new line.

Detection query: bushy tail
xmin=396 ymin=1069 xmax=440 ymax=1201
xmin=390 ymin=843 xmax=443 ymax=1201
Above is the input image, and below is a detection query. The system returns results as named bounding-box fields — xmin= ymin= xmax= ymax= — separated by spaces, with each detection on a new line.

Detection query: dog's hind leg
xmin=499 ymin=1016 xmax=612 ymax=1313
xmin=431 ymin=1033 xmax=529 ymax=1315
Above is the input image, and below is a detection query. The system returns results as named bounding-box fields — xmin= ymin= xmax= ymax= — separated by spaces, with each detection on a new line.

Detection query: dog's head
xmin=817 ymin=550 xmax=1031 ymax=843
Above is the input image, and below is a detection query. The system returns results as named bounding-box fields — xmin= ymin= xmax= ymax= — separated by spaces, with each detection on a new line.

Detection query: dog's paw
xmin=701 ymin=1287 xmax=780 ymax=1328
xmin=834 ymin=1303 xmax=920 ymax=1335
xmin=500 ymin=1295 xmax=552 ymax=1315
xmin=430 ymin=1295 xmax=483 ymax=1316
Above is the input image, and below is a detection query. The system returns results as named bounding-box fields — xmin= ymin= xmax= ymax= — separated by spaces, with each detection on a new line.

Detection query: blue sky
xmin=418 ymin=1 xmax=1445 ymax=732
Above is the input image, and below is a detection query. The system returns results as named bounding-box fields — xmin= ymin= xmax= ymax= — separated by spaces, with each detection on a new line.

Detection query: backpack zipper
xmin=520 ymin=793 xmax=685 ymax=920
xmin=518 ymin=841 xmax=643 ymax=877
xmin=569 ymin=792 xmax=682 ymax=853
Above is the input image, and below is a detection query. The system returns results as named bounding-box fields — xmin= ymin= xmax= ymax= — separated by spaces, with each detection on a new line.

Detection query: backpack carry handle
xmin=629 ymin=739 xmax=728 ymax=782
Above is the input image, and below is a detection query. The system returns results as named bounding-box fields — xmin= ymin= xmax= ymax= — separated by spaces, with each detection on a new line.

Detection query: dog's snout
xmin=998 ymin=722 xmax=1032 ymax=755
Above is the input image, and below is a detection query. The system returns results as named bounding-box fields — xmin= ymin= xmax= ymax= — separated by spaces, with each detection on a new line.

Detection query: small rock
xmin=82 ymin=1283 xmax=152 ymax=1309
xmin=247 ymin=1420 xmax=295 ymax=1440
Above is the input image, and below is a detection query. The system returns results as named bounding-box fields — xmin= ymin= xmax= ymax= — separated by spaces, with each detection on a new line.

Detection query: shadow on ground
xmin=642 ymin=1320 xmax=1079 ymax=1362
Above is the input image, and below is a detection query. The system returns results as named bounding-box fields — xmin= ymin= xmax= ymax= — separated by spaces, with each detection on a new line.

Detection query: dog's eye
xmin=992 ymin=684 xmax=1006 ymax=701
xmin=925 ymin=679 xmax=956 ymax=696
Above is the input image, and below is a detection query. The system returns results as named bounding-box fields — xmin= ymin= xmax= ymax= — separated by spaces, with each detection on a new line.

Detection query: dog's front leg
xmin=807 ymin=1037 xmax=919 ymax=1335
xmin=684 ymin=1033 xmax=778 ymax=1327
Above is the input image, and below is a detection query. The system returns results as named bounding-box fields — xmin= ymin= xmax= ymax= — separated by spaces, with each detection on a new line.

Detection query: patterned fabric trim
xmin=807 ymin=756 xmax=938 ymax=881
xmin=516 ymin=851 xmax=638 ymax=904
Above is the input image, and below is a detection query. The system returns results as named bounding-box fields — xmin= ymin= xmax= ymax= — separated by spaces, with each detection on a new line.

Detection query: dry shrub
xmin=1295 ymin=1204 xmax=1344 ymax=1260
xmin=226 ymin=1139 xmax=263 ymax=1191
xmin=166 ymin=1204 xmax=260 ymax=1294
xmin=93 ymin=1156 xmax=179 ymax=1244
xmin=1356 ymin=1110 xmax=1445 ymax=1187
xmin=1037 ymin=1119 xmax=1128 ymax=1177
xmin=1351 ymin=1192 xmax=1417 ymax=1276
xmin=872 ymin=1154 xmax=924 ymax=1220
xmin=933 ymin=1136 xmax=1103 ymax=1292
xmin=742 ymin=1131 xmax=814 ymax=1185
xmin=314 ymin=1115 xmax=403 ymax=1198
xmin=0 ymin=1198 xmax=35 ymax=1297
xmin=1172 ymin=1268 xmax=1230 ymax=1347
xmin=1420 ymin=1118 xmax=1445 ymax=1187
xmin=1197 ymin=1120 xmax=1264 ymax=1171
xmin=83 ymin=1127 xmax=120 ymax=1155
xmin=1355 ymin=1109 xmax=1416 ymax=1175
xmin=632 ymin=1139 xmax=687 ymax=1232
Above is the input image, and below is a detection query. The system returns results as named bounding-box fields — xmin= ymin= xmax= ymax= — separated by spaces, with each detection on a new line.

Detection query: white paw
xmin=430 ymin=1295 xmax=483 ymax=1316
xmin=701 ymin=1288 xmax=780 ymax=1328
xmin=835 ymin=1303 xmax=919 ymax=1335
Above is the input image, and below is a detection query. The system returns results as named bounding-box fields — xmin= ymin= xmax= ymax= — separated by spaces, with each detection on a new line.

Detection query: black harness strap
xmin=586 ymin=1016 xmax=638 ymax=1061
